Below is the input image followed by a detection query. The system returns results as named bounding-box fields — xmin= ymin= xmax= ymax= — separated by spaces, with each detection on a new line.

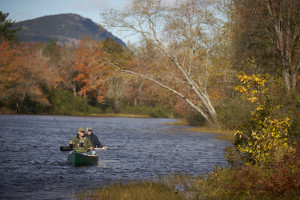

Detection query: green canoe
xmin=67 ymin=151 xmax=98 ymax=167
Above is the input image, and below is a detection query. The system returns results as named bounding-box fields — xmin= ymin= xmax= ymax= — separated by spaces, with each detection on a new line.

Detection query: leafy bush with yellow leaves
xmin=234 ymin=73 xmax=295 ymax=167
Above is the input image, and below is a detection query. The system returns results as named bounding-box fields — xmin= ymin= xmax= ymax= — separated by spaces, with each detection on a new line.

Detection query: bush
xmin=234 ymin=74 xmax=295 ymax=167
xmin=49 ymin=89 xmax=101 ymax=115
xmin=216 ymin=97 xmax=254 ymax=130
xmin=183 ymin=112 xmax=206 ymax=126
xmin=224 ymin=146 xmax=243 ymax=168
xmin=193 ymin=149 xmax=299 ymax=199
xmin=120 ymin=105 xmax=172 ymax=118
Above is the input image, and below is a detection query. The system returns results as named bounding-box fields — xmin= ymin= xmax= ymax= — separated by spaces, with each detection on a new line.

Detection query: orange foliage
xmin=74 ymin=38 xmax=112 ymax=102
xmin=0 ymin=41 xmax=60 ymax=108
xmin=0 ymin=42 xmax=21 ymax=97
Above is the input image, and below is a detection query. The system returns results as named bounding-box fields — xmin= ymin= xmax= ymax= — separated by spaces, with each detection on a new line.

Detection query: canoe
xmin=67 ymin=151 xmax=98 ymax=167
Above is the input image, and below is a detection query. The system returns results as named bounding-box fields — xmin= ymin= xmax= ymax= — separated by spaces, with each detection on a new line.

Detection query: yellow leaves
xmin=234 ymin=130 xmax=243 ymax=137
xmin=236 ymin=115 xmax=295 ymax=166
xmin=247 ymin=97 xmax=258 ymax=103
xmin=236 ymin=73 xmax=269 ymax=104
xmin=256 ymin=105 xmax=264 ymax=111
xmin=234 ymin=73 xmax=294 ymax=166
xmin=234 ymin=85 xmax=247 ymax=93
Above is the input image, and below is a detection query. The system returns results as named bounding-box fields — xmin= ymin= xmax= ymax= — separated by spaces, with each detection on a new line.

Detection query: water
xmin=0 ymin=115 xmax=231 ymax=199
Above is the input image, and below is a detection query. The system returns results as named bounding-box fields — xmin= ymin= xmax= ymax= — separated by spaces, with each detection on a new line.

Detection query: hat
xmin=86 ymin=126 xmax=93 ymax=131
xmin=78 ymin=127 xmax=85 ymax=132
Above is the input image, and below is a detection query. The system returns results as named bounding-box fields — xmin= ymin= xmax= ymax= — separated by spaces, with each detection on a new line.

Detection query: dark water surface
xmin=0 ymin=115 xmax=231 ymax=199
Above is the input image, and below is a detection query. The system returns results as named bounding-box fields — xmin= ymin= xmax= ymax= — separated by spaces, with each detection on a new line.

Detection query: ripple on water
xmin=0 ymin=115 xmax=231 ymax=200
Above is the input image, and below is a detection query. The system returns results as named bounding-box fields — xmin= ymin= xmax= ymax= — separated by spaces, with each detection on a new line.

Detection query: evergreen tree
xmin=0 ymin=11 xmax=20 ymax=44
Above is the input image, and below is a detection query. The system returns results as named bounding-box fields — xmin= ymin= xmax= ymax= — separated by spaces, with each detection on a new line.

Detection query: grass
xmin=75 ymin=145 xmax=299 ymax=200
xmin=188 ymin=127 xmax=234 ymax=141
xmin=165 ymin=119 xmax=186 ymax=125
xmin=76 ymin=181 xmax=185 ymax=200
xmin=89 ymin=113 xmax=150 ymax=118
xmin=166 ymin=119 xmax=235 ymax=141
xmin=75 ymin=162 xmax=299 ymax=200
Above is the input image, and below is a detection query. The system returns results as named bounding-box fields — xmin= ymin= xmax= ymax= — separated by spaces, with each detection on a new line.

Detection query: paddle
xmin=60 ymin=144 xmax=74 ymax=151
xmin=94 ymin=147 xmax=109 ymax=150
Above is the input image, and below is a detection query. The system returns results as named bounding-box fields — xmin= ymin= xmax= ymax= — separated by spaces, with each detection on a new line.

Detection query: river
xmin=0 ymin=114 xmax=231 ymax=199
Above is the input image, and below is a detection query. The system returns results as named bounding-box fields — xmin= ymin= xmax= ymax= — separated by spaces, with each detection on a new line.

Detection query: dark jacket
xmin=87 ymin=133 xmax=103 ymax=148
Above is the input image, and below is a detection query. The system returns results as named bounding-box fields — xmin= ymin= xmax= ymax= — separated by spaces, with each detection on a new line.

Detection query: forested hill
xmin=13 ymin=13 xmax=126 ymax=46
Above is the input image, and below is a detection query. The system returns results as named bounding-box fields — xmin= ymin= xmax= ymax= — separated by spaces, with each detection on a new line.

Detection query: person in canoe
xmin=86 ymin=126 xmax=108 ymax=150
xmin=69 ymin=128 xmax=95 ymax=154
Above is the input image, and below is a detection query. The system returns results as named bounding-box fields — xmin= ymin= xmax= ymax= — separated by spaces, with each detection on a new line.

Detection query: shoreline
xmin=0 ymin=112 xmax=152 ymax=118
xmin=166 ymin=120 xmax=234 ymax=141
xmin=1 ymin=112 xmax=234 ymax=140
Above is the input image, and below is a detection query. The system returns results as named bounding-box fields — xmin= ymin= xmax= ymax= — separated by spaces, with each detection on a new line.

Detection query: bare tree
xmin=59 ymin=47 xmax=77 ymax=95
xmin=233 ymin=0 xmax=299 ymax=92
xmin=101 ymin=0 xmax=221 ymax=126
xmin=265 ymin=0 xmax=299 ymax=92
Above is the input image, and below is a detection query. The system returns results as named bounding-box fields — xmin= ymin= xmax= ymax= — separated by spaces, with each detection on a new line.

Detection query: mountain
xmin=13 ymin=13 xmax=126 ymax=46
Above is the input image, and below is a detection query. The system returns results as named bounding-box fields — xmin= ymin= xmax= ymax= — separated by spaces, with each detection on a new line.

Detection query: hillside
xmin=13 ymin=13 xmax=126 ymax=46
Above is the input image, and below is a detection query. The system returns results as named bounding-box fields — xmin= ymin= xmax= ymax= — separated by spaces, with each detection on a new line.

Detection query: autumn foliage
xmin=234 ymin=73 xmax=295 ymax=166
xmin=0 ymin=41 xmax=58 ymax=111
xmin=74 ymin=38 xmax=112 ymax=102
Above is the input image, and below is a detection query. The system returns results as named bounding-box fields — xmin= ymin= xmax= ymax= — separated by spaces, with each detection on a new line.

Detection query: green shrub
xmin=49 ymin=89 xmax=101 ymax=115
xmin=120 ymin=105 xmax=172 ymax=118
xmin=216 ymin=97 xmax=254 ymax=130
xmin=183 ymin=112 xmax=206 ymax=126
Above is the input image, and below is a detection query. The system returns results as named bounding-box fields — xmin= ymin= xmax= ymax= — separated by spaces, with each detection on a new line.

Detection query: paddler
xmin=69 ymin=128 xmax=95 ymax=154
xmin=86 ymin=126 xmax=108 ymax=150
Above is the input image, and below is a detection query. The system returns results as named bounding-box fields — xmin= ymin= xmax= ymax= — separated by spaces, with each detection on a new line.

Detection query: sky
xmin=1 ymin=0 xmax=139 ymax=43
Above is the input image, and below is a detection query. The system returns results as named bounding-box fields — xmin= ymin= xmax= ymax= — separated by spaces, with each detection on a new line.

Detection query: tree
xmin=99 ymin=38 xmax=132 ymax=110
xmin=74 ymin=38 xmax=112 ymax=103
xmin=101 ymin=0 xmax=223 ymax=126
xmin=0 ymin=41 xmax=20 ymax=99
xmin=266 ymin=0 xmax=299 ymax=92
xmin=58 ymin=46 xmax=77 ymax=95
xmin=43 ymin=38 xmax=61 ymax=62
xmin=0 ymin=42 xmax=58 ymax=111
xmin=232 ymin=0 xmax=300 ymax=92
xmin=0 ymin=11 xmax=20 ymax=44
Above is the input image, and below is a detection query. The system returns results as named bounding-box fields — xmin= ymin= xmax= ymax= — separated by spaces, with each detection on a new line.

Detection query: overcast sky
xmin=1 ymin=0 xmax=139 ymax=43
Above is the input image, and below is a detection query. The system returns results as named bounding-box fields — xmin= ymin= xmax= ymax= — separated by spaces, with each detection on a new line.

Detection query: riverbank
xmin=89 ymin=113 xmax=150 ymax=118
xmin=75 ymin=118 xmax=298 ymax=200
xmin=188 ymin=127 xmax=234 ymax=141
xmin=76 ymin=157 xmax=299 ymax=200
xmin=0 ymin=111 xmax=152 ymax=118
xmin=166 ymin=119 xmax=234 ymax=141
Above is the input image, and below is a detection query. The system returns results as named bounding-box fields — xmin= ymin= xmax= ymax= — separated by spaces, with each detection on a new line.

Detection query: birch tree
xmin=233 ymin=0 xmax=299 ymax=92
xmin=101 ymin=0 xmax=222 ymax=126
xmin=266 ymin=0 xmax=300 ymax=92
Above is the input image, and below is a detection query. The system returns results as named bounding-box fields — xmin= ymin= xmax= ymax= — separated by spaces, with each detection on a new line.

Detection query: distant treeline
xmin=0 ymin=4 xmax=299 ymax=130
